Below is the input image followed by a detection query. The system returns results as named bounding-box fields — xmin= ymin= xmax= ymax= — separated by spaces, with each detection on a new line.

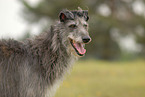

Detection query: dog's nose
xmin=82 ymin=36 xmax=91 ymax=43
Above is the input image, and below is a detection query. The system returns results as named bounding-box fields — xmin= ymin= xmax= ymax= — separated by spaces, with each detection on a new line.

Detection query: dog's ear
xmin=83 ymin=10 xmax=89 ymax=21
xmin=59 ymin=10 xmax=74 ymax=22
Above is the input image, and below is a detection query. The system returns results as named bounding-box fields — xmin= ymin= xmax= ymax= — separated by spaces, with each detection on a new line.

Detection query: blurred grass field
xmin=55 ymin=59 xmax=145 ymax=97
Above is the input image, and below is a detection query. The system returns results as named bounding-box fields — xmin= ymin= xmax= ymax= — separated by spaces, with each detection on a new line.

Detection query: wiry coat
xmin=0 ymin=9 xmax=90 ymax=97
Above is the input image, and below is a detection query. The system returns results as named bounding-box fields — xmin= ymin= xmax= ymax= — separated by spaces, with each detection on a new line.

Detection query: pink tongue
xmin=73 ymin=43 xmax=86 ymax=55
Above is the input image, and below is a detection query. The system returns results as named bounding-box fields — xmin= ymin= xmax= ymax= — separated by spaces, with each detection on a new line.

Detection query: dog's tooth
xmin=73 ymin=40 xmax=75 ymax=43
xmin=83 ymin=44 xmax=85 ymax=48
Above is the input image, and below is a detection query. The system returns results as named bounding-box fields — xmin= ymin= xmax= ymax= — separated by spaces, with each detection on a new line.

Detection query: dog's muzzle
xmin=69 ymin=35 xmax=91 ymax=57
xmin=82 ymin=36 xmax=91 ymax=44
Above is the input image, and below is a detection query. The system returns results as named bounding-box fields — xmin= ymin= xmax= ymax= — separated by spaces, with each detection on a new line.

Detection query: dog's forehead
xmin=78 ymin=17 xmax=87 ymax=24
xmin=66 ymin=18 xmax=87 ymax=25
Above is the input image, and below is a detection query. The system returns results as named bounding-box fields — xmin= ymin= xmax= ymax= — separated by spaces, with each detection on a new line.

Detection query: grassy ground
xmin=55 ymin=59 xmax=145 ymax=97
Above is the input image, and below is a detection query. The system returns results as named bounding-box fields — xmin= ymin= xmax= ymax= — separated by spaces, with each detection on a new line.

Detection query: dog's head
xmin=59 ymin=8 xmax=91 ymax=57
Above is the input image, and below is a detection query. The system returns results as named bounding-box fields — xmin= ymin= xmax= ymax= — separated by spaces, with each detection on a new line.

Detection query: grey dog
xmin=0 ymin=8 xmax=91 ymax=97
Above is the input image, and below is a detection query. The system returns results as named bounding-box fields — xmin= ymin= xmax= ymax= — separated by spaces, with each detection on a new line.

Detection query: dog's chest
xmin=44 ymin=79 xmax=62 ymax=97
xmin=44 ymin=56 xmax=77 ymax=97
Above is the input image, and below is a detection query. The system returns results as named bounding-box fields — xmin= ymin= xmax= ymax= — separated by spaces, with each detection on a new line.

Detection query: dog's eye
xmin=69 ymin=24 xmax=77 ymax=28
xmin=83 ymin=24 xmax=88 ymax=28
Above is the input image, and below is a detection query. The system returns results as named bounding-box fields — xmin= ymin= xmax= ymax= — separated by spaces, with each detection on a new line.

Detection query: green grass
xmin=55 ymin=59 xmax=145 ymax=97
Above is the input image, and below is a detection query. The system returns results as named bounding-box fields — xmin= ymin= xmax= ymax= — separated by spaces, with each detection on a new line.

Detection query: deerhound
xmin=0 ymin=8 xmax=91 ymax=97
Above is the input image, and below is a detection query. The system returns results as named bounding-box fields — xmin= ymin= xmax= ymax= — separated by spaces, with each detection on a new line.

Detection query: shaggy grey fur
xmin=0 ymin=8 xmax=91 ymax=97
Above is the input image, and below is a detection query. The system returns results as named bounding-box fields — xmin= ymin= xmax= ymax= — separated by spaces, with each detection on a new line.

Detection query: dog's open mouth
xmin=69 ymin=39 xmax=86 ymax=56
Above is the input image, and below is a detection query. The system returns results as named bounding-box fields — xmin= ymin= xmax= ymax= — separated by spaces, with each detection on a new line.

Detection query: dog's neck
xmin=27 ymin=24 xmax=78 ymax=85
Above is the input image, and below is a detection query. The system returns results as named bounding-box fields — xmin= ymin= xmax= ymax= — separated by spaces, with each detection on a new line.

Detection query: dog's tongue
xmin=73 ymin=43 xmax=86 ymax=55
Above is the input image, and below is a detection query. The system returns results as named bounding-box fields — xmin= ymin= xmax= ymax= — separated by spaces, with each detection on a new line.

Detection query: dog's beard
xmin=63 ymin=38 xmax=86 ymax=57
xmin=69 ymin=39 xmax=86 ymax=56
xmin=62 ymin=34 xmax=86 ymax=57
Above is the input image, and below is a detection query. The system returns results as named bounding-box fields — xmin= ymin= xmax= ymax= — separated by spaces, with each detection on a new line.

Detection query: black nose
xmin=82 ymin=36 xmax=91 ymax=43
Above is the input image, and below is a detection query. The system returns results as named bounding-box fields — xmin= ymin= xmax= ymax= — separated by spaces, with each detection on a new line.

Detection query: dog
xmin=0 ymin=8 xmax=91 ymax=97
